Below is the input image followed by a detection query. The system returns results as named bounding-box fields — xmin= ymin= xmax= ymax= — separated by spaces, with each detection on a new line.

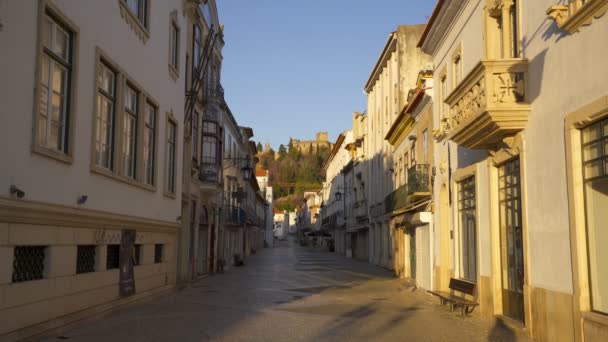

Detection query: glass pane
xmin=42 ymin=16 xmax=53 ymax=49
xmin=99 ymin=64 xmax=114 ymax=95
xmin=125 ymin=87 xmax=137 ymax=112
xmin=585 ymin=179 xmax=608 ymax=314
xmin=585 ymin=161 xmax=603 ymax=179
xmin=583 ymin=142 xmax=602 ymax=162
xmin=41 ymin=55 xmax=50 ymax=86
xmin=54 ymin=25 xmax=69 ymax=61
xmin=52 ymin=63 xmax=66 ymax=94
xmin=126 ymin=0 xmax=139 ymax=15
xmin=583 ymin=122 xmax=602 ymax=143
xmin=145 ymin=104 xmax=155 ymax=126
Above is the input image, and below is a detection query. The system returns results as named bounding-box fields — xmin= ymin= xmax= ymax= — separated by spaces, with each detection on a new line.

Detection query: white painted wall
xmin=0 ymin=0 xmax=185 ymax=222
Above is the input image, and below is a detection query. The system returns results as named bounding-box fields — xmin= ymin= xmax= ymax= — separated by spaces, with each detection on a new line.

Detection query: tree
xmin=278 ymin=144 xmax=287 ymax=159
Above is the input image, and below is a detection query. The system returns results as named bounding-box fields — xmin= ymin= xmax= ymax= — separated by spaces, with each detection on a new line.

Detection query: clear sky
xmin=216 ymin=1 xmax=437 ymax=149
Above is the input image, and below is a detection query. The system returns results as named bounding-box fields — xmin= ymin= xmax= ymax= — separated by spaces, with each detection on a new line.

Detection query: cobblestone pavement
xmin=38 ymin=238 xmax=532 ymax=342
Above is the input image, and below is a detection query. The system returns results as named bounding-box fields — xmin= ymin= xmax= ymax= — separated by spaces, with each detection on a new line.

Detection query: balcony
xmin=385 ymin=184 xmax=409 ymax=214
xmin=443 ymin=59 xmax=530 ymax=149
xmin=385 ymin=164 xmax=431 ymax=214
xmin=353 ymin=199 xmax=368 ymax=221
xmin=202 ymin=84 xmax=224 ymax=104
xmin=199 ymin=160 xmax=222 ymax=184
xmin=223 ymin=205 xmax=246 ymax=225
xmin=407 ymin=164 xmax=431 ymax=199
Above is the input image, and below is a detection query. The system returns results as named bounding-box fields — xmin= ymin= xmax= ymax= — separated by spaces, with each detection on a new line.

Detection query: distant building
xmin=289 ymin=132 xmax=334 ymax=155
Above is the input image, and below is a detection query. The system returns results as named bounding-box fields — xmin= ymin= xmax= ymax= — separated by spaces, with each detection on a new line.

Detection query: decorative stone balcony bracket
xmin=444 ymin=59 xmax=530 ymax=149
xmin=547 ymin=0 xmax=608 ymax=33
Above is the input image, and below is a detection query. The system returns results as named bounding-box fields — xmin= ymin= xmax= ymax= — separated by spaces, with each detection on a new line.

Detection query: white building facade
xmin=0 ymin=0 xmax=185 ymax=337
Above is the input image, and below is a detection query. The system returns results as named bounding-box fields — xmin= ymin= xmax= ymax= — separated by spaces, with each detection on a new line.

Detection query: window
xmin=154 ymin=244 xmax=163 ymax=263
xmin=410 ymin=141 xmax=416 ymax=166
xmin=133 ymin=244 xmax=142 ymax=266
xmin=581 ymin=118 xmax=608 ymax=314
xmin=76 ymin=245 xmax=96 ymax=274
xmin=123 ymin=85 xmax=139 ymax=179
xmin=37 ymin=12 xmax=73 ymax=155
xmin=124 ymin=0 xmax=148 ymax=27
xmin=423 ymin=129 xmax=428 ymax=164
xmin=440 ymin=75 xmax=448 ymax=126
xmin=143 ymin=103 xmax=156 ymax=185
xmin=202 ymin=121 xmax=219 ymax=165
xmin=93 ymin=53 xmax=159 ymax=189
xmin=96 ymin=62 xmax=116 ymax=169
xmin=193 ymin=24 xmax=202 ymax=73
xmin=170 ymin=20 xmax=180 ymax=70
xmin=453 ymin=55 xmax=462 ymax=85
xmin=106 ymin=245 xmax=120 ymax=269
xmin=459 ymin=177 xmax=477 ymax=282
xmin=166 ymin=119 xmax=177 ymax=194
xmin=12 ymin=246 xmax=46 ymax=283
xmin=192 ymin=111 xmax=199 ymax=163
xmin=486 ymin=0 xmax=520 ymax=59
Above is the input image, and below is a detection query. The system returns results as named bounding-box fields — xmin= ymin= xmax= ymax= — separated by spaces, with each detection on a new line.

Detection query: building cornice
xmin=418 ymin=0 xmax=470 ymax=55
xmin=364 ymin=33 xmax=398 ymax=93
xmin=0 ymin=197 xmax=178 ymax=233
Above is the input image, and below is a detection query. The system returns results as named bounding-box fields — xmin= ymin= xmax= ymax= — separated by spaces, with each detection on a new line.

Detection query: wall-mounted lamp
xmin=10 ymin=185 xmax=25 ymax=198
xmin=77 ymin=195 xmax=88 ymax=205
xmin=176 ymin=216 xmax=182 ymax=224
xmin=408 ymin=135 xmax=417 ymax=141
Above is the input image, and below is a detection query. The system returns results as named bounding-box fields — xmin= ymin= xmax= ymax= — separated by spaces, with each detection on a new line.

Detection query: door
xmin=499 ymin=158 xmax=525 ymax=323
xmin=198 ymin=228 xmax=208 ymax=274
xmin=209 ymin=224 xmax=215 ymax=273
xmin=415 ymin=225 xmax=431 ymax=290
xmin=409 ymin=227 xmax=416 ymax=279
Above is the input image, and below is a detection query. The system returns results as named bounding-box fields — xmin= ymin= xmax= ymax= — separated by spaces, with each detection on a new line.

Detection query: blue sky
xmin=216 ymin=1 xmax=437 ymax=149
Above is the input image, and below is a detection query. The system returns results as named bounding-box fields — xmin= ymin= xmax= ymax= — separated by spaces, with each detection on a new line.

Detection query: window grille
xmin=154 ymin=244 xmax=163 ymax=263
xmin=107 ymin=245 xmax=120 ymax=269
xmin=12 ymin=246 xmax=46 ymax=283
xmin=134 ymin=244 xmax=141 ymax=266
xmin=76 ymin=245 xmax=96 ymax=274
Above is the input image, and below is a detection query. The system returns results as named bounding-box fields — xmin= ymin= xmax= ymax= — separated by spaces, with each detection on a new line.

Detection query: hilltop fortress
xmin=289 ymin=132 xmax=333 ymax=155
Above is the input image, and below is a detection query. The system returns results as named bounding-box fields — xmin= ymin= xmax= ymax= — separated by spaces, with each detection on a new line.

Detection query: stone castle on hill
xmin=289 ymin=132 xmax=333 ymax=155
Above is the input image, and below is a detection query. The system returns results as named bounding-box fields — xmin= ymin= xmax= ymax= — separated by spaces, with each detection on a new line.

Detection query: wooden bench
xmin=429 ymin=278 xmax=479 ymax=317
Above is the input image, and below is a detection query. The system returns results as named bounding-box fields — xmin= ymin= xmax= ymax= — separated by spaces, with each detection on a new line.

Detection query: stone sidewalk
xmin=34 ymin=239 xmax=531 ymax=342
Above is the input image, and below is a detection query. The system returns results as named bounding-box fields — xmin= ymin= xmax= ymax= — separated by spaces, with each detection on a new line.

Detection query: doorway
xmin=409 ymin=227 xmax=416 ymax=279
xmin=499 ymin=158 xmax=525 ymax=323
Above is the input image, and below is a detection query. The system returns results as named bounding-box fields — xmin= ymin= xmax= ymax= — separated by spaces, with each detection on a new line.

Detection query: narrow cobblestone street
xmin=35 ymin=238 xmax=530 ymax=342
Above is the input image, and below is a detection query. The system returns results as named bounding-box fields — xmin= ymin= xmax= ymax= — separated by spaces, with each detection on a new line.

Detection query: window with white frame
xmin=143 ymin=102 xmax=156 ymax=185
xmin=458 ymin=176 xmax=477 ymax=282
xmin=192 ymin=111 xmax=199 ymax=163
xmin=123 ymin=85 xmax=139 ymax=179
xmin=124 ymin=0 xmax=148 ymax=28
xmin=202 ymin=121 xmax=219 ymax=165
xmin=166 ymin=119 xmax=177 ymax=193
xmin=581 ymin=118 xmax=608 ymax=314
xmin=193 ymin=24 xmax=202 ymax=74
xmin=96 ymin=62 xmax=116 ymax=169
xmin=169 ymin=19 xmax=180 ymax=70
xmin=37 ymin=11 xmax=73 ymax=154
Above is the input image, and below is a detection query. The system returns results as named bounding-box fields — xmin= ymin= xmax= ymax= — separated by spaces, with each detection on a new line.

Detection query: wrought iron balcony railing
xmin=385 ymin=164 xmax=431 ymax=213
xmin=223 ymin=205 xmax=246 ymax=225
xmin=407 ymin=164 xmax=431 ymax=197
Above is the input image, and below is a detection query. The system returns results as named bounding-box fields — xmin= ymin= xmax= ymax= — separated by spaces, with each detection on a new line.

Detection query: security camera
xmin=10 ymin=185 xmax=25 ymax=198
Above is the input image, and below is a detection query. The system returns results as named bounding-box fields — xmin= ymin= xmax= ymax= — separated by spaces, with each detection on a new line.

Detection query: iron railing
xmin=407 ymin=164 xmax=431 ymax=195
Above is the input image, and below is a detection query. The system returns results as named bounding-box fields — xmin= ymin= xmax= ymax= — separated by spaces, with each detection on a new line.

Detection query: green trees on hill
xmin=257 ymin=142 xmax=330 ymax=211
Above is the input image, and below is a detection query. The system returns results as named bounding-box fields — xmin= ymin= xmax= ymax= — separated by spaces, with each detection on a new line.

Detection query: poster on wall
xmin=119 ymin=229 xmax=136 ymax=297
